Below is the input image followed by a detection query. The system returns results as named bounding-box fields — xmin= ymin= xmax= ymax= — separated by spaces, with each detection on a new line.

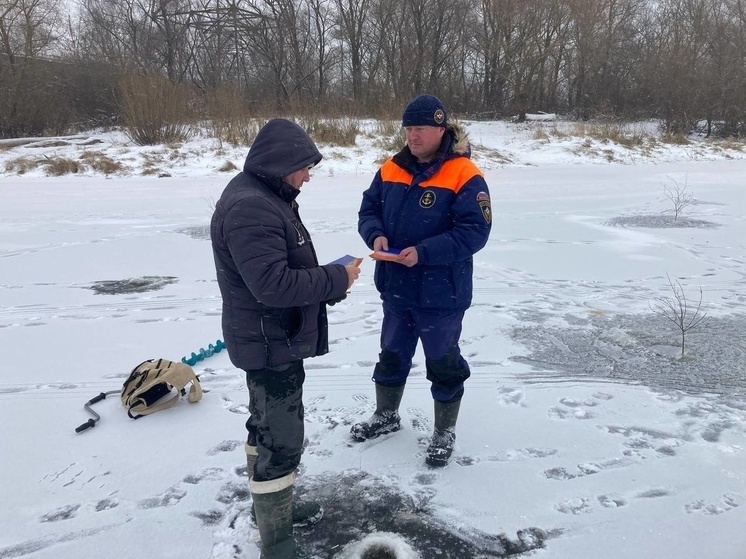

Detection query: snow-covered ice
xmin=1 ymin=121 xmax=744 ymax=558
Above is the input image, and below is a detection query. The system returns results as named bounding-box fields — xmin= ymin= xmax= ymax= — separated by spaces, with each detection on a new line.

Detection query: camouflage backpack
xmin=121 ymin=358 xmax=202 ymax=419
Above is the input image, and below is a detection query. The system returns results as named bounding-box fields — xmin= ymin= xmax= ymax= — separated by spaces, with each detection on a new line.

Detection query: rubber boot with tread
xmin=350 ymin=383 xmax=404 ymax=441
xmin=426 ymin=398 xmax=461 ymax=467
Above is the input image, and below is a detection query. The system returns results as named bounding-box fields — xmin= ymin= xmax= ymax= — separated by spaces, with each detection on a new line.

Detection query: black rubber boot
xmin=350 ymin=383 xmax=404 ymax=442
xmin=246 ymin=446 xmax=323 ymax=528
xmin=425 ymin=398 xmax=461 ymax=467
xmin=250 ymin=473 xmax=296 ymax=558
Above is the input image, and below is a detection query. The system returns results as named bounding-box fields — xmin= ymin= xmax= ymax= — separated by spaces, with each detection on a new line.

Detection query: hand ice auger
xmin=74 ymin=339 xmax=225 ymax=433
xmin=181 ymin=339 xmax=225 ymax=366
xmin=75 ymin=390 xmax=120 ymax=432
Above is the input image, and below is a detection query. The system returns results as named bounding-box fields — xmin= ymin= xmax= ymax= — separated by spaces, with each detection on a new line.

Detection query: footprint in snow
xmin=597 ymin=494 xmax=628 ymax=508
xmin=190 ymin=509 xmax=225 ymax=527
xmin=547 ymin=406 xmax=592 ymax=419
xmin=137 ymin=485 xmax=187 ymax=509
xmin=39 ymin=504 xmax=81 ymax=522
xmin=220 ymin=394 xmax=248 ymax=414
xmin=207 ymin=440 xmax=244 ymax=455
xmin=554 ymin=497 xmax=592 ymax=515
xmin=183 ymin=467 xmax=226 ymax=485
xmin=94 ymin=498 xmax=119 ymax=512
xmin=543 ymin=456 xmax=637 ymax=480
xmin=457 ymin=447 xmax=559 ymax=467
xmin=685 ymin=493 xmax=744 ymax=515
xmin=215 ymin=480 xmax=250 ymax=505
xmin=561 ymin=487 xmax=671 ymax=515
xmin=407 ymin=407 xmax=432 ymax=434
xmin=352 ymin=393 xmax=372 ymax=405
xmin=496 ymin=386 xmax=525 ymax=406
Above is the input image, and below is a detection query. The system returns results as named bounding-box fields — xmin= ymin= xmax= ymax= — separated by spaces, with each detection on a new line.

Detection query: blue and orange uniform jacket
xmin=358 ymin=123 xmax=492 ymax=310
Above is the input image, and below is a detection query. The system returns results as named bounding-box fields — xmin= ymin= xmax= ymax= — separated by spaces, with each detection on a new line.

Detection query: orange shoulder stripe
xmin=419 ymin=158 xmax=483 ymax=193
xmin=380 ymin=159 xmax=413 ymax=185
xmin=380 ymin=158 xmax=483 ymax=193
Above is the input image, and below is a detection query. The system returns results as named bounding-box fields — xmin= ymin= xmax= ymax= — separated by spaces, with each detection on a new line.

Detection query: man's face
xmin=284 ymin=165 xmax=313 ymax=190
xmin=404 ymin=125 xmax=445 ymax=162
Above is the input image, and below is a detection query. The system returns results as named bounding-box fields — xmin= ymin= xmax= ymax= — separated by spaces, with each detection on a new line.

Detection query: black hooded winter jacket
xmin=210 ymin=119 xmax=349 ymax=370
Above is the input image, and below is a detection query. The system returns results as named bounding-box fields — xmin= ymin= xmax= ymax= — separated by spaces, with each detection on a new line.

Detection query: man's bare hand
xmin=398 ymin=247 xmax=419 ymax=267
xmin=373 ymin=236 xmax=389 ymax=251
xmin=346 ymin=263 xmax=361 ymax=288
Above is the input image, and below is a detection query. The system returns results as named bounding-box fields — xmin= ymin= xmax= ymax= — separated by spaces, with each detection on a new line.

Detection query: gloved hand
xmin=326 ymin=293 xmax=347 ymax=306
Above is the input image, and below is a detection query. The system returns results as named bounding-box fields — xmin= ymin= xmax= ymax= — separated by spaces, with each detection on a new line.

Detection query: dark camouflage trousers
xmin=244 ymin=360 xmax=305 ymax=481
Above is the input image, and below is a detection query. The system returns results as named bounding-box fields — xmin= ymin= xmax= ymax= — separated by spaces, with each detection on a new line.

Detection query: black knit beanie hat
xmin=401 ymin=94 xmax=447 ymax=128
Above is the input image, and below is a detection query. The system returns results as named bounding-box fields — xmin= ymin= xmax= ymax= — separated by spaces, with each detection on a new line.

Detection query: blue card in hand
xmin=329 ymin=254 xmax=363 ymax=266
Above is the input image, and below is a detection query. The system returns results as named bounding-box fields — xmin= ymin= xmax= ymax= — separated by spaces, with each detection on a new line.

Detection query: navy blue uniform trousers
xmin=373 ymin=300 xmax=471 ymax=402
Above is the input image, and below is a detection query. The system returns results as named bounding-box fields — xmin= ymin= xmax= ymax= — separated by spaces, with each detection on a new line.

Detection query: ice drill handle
xmin=75 ymin=419 xmax=96 ymax=433
xmin=88 ymin=392 xmax=107 ymax=405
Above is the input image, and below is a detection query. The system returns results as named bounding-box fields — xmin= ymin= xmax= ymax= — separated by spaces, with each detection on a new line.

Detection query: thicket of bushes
xmin=1 ymin=0 xmax=745 ymax=142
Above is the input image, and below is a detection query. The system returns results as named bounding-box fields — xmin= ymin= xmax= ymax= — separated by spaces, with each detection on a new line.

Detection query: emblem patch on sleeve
xmin=479 ymin=200 xmax=492 ymax=223
xmin=477 ymin=192 xmax=491 ymax=223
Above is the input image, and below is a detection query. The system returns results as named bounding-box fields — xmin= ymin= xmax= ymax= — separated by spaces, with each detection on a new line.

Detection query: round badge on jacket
xmin=419 ymin=190 xmax=436 ymax=208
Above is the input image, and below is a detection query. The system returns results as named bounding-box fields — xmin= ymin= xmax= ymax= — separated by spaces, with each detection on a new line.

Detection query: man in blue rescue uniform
xmin=351 ymin=94 xmax=492 ymax=467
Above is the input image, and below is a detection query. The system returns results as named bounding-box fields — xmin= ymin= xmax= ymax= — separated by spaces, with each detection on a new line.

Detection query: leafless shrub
xmin=373 ymin=119 xmax=401 ymax=138
xmin=117 ymin=74 xmax=194 ymax=146
xmin=549 ymin=126 xmax=570 ymax=139
xmin=660 ymin=132 xmax=690 ymax=145
xmin=715 ymin=138 xmax=745 ymax=152
xmin=4 ymin=155 xmax=84 ymax=176
xmin=372 ymin=119 xmax=404 ymax=152
xmin=213 ymin=119 xmax=261 ymax=148
xmin=472 ymin=146 xmax=512 ymax=165
xmin=650 ymin=274 xmax=707 ymax=358
xmin=79 ymin=151 xmax=125 ymax=175
xmin=564 ymin=122 xmax=650 ymax=147
xmin=663 ymin=175 xmax=692 ymax=223
xmin=298 ymin=117 xmax=360 ymax=147
xmin=205 ymin=86 xmax=260 ymax=147
xmin=5 ymin=156 xmax=42 ymax=174
xmin=139 ymin=152 xmax=165 ymax=175
xmin=43 ymin=157 xmax=83 ymax=176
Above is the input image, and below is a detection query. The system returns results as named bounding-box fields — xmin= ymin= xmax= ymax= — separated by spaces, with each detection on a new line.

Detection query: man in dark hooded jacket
xmin=211 ymin=118 xmax=360 ymax=558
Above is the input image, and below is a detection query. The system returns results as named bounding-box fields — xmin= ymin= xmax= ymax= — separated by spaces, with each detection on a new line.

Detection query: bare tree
xmin=650 ymin=273 xmax=707 ymax=358
xmin=645 ymin=0 xmax=711 ymax=134
xmin=334 ymin=0 xmax=370 ymax=103
xmin=2 ymin=0 xmax=746 ymax=131
xmin=663 ymin=174 xmax=693 ymax=223
xmin=0 ymin=0 xmax=64 ymax=136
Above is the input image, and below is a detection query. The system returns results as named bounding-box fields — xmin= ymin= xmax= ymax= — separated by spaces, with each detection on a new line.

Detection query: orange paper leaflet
xmin=370 ymin=248 xmax=403 ymax=262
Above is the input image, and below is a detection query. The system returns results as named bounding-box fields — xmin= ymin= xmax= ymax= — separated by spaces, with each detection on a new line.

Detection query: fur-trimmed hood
xmin=447 ymin=120 xmax=471 ymax=156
